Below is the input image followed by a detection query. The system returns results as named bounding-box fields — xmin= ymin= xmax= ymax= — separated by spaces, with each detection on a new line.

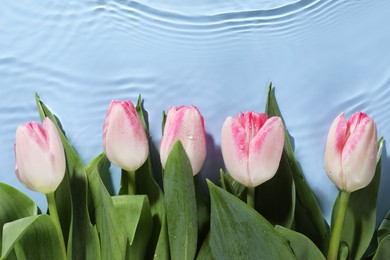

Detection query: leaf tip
xmin=206 ymin=179 xmax=219 ymax=195
xmin=268 ymin=82 xmax=273 ymax=91
xmin=136 ymin=94 xmax=142 ymax=107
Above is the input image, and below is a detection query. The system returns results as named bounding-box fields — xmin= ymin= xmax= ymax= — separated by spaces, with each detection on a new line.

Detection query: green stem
xmin=247 ymin=186 xmax=255 ymax=208
xmin=327 ymin=190 xmax=350 ymax=260
xmin=127 ymin=170 xmax=136 ymax=195
xmin=46 ymin=192 xmax=66 ymax=256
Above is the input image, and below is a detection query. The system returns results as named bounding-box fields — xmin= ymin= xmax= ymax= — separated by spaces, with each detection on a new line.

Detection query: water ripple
xmin=1 ymin=0 xmax=390 ymax=219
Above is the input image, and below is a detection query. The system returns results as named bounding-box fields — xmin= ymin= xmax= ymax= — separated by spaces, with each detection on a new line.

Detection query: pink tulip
xmin=103 ymin=100 xmax=149 ymax=171
xmin=160 ymin=105 xmax=206 ymax=175
xmin=221 ymin=112 xmax=285 ymax=187
xmin=325 ymin=112 xmax=377 ymax=192
xmin=14 ymin=118 xmax=66 ymax=194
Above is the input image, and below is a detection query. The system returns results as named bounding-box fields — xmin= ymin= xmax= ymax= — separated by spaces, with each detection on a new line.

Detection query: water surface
xmin=1 ymin=0 xmax=390 ymax=223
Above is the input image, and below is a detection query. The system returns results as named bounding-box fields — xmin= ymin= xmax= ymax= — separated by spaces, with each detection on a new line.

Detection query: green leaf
xmin=275 ymin=225 xmax=325 ymax=259
xmin=207 ymin=180 xmax=295 ymax=259
xmin=219 ymin=170 xmax=246 ymax=201
xmin=112 ymin=195 xmax=152 ymax=260
xmin=266 ymin=84 xmax=329 ymax=253
xmin=196 ymin=234 xmax=213 ymax=260
xmin=339 ymin=241 xmax=349 ymax=260
xmin=135 ymin=95 xmax=148 ymax=131
xmin=85 ymin=153 xmax=127 ymax=259
xmin=161 ymin=111 xmax=167 ymax=136
xmin=118 ymin=169 xmax=130 ymax=195
xmin=1 ymin=215 xmax=66 ymax=260
xmin=0 ymin=183 xmax=37 ymax=254
xmin=35 ymin=94 xmax=100 ymax=260
xmin=164 ymin=141 xmax=198 ymax=260
xmin=121 ymin=164 xmax=169 ymax=258
xmin=134 ymin=96 xmax=169 ymax=259
xmin=194 ymin=175 xmax=210 ymax=250
xmin=3 ymin=249 xmax=17 ymax=260
xmin=154 ymin=216 xmax=169 ymax=260
xmin=256 ymin=151 xmax=296 ymax=228
xmin=373 ymin=234 xmax=390 ymax=260
xmin=330 ymin=138 xmax=384 ymax=260
xmin=93 ymin=154 xmax=115 ymax=196
xmin=377 ymin=209 xmax=390 ymax=244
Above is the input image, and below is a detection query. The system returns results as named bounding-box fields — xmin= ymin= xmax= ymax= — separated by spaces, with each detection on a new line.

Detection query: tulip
xmin=160 ymin=105 xmax=206 ymax=175
xmin=14 ymin=117 xmax=66 ymax=194
xmin=103 ymin=100 xmax=149 ymax=172
xmin=325 ymin=112 xmax=377 ymax=260
xmin=221 ymin=112 xmax=285 ymax=188
xmin=325 ymin=112 xmax=377 ymax=192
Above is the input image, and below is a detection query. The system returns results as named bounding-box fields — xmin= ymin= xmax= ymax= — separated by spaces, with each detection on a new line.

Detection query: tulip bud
xmin=14 ymin=118 xmax=66 ymax=194
xmin=325 ymin=112 xmax=377 ymax=192
xmin=103 ymin=100 xmax=149 ymax=171
xmin=159 ymin=105 xmax=206 ymax=175
xmin=221 ymin=112 xmax=285 ymax=187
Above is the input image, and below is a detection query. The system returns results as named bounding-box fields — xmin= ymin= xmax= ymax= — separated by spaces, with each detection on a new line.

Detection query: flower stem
xmin=327 ymin=190 xmax=350 ymax=260
xmin=127 ymin=170 xmax=136 ymax=195
xmin=46 ymin=192 xmax=66 ymax=255
xmin=247 ymin=186 xmax=255 ymax=208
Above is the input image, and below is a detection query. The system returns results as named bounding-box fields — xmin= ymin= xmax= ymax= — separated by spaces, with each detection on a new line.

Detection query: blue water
xmin=1 ymin=0 xmax=390 ymax=224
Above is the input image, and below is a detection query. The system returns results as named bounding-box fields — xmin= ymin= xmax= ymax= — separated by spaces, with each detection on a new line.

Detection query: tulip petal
xmin=160 ymin=106 xmax=206 ymax=175
xmin=221 ymin=116 xmax=249 ymax=186
xmin=16 ymin=124 xmax=46 ymax=192
xmin=248 ymin=117 xmax=284 ymax=187
xmin=103 ymin=101 xmax=149 ymax=171
xmin=43 ymin=118 xmax=66 ymax=191
xmin=241 ymin=112 xmax=268 ymax=141
xmin=325 ymin=113 xmax=348 ymax=190
xmin=159 ymin=106 xmax=185 ymax=169
xmin=221 ymin=113 xmax=285 ymax=187
xmin=181 ymin=106 xmax=207 ymax=175
xmin=231 ymin=113 xmax=250 ymax=160
xmin=15 ymin=118 xmax=65 ymax=193
xmin=347 ymin=111 xmax=364 ymax=134
xmin=342 ymin=114 xmax=377 ymax=192
xmin=14 ymin=146 xmax=30 ymax=190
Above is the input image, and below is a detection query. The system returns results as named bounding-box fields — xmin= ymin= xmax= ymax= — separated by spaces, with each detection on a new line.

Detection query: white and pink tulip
xmin=103 ymin=100 xmax=149 ymax=171
xmin=325 ymin=112 xmax=377 ymax=192
xmin=159 ymin=105 xmax=206 ymax=175
xmin=14 ymin=118 xmax=66 ymax=194
xmin=221 ymin=112 xmax=285 ymax=187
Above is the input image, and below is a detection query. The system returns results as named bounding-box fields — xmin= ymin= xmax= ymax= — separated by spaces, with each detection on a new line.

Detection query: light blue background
xmin=1 ymin=0 xmax=389 ymax=224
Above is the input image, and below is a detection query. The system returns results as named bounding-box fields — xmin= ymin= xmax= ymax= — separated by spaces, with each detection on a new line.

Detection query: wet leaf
xmin=266 ymin=85 xmax=328 ymax=253
xmin=164 ymin=141 xmax=198 ymax=260
xmin=207 ymin=180 xmax=294 ymax=259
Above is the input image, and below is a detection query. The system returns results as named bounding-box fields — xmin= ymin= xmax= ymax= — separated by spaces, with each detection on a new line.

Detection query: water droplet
xmin=263 ymin=230 xmax=267 ymax=236
xmin=239 ymin=144 xmax=244 ymax=150
xmin=187 ymin=135 xmax=194 ymax=140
